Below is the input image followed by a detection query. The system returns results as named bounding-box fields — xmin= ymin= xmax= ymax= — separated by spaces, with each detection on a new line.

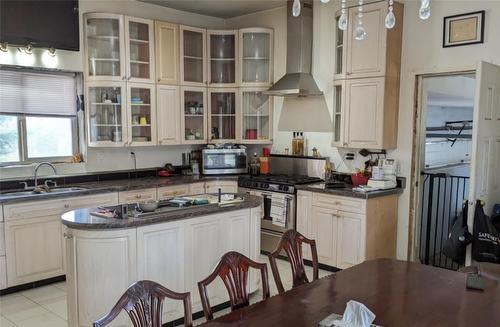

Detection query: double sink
xmin=1 ymin=186 xmax=89 ymax=198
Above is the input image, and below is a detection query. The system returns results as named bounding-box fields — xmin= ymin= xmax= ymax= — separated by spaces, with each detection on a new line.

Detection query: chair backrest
xmin=93 ymin=280 xmax=192 ymax=327
xmin=268 ymin=229 xmax=319 ymax=294
xmin=197 ymin=251 xmax=270 ymax=321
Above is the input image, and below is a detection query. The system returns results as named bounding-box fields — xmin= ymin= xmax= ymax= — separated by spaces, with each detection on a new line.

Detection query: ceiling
xmin=138 ymin=0 xmax=287 ymax=19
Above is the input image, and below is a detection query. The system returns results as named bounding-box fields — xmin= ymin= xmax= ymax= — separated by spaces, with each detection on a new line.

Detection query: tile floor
xmin=0 ymin=256 xmax=332 ymax=326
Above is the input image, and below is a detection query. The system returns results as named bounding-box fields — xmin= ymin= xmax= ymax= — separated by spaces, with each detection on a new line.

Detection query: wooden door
xmin=157 ymin=85 xmax=181 ymax=145
xmin=467 ymin=62 xmax=500 ymax=262
xmin=180 ymin=25 xmax=207 ymax=86
xmin=207 ymin=30 xmax=238 ymax=87
xmin=239 ymin=27 xmax=273 ymax=87
xmin=344 ymin=77 xmax=385 ymax=149
xmin=334 ymin=10 xmax=348 ymax=80
xmin=225 ymin=210 xmax=250 ymax=256
xmin=240 ymin=88 xmax=273 ymax=144
xmin=336 ymin=211 xmax=366 ymax=269
xmin=155 ymin=21 xmax=179 ymax=84
xmin=125 ymin=16 xmax=155 ymax=83
xmin=181 ymin=86 xmax=208 ymax=144
xmin=332 ymin=80 xmax=346 ymax=147
xmin=5 ymin=216 xmax=64 ymax=287
xmin=346 ymin=1 xmax=386 ymax=78
xmin=311 ymin=206 xmax=338 ymax=266
xmin=296 ymin=191 xmax=313 ymax=260
xmin=137 ymin=222 xmax=185 ymax=323
xmin=127 ymin=83 xmax=157 ymax=146
xmin=208 ymin=88 xmax=239 ymax=143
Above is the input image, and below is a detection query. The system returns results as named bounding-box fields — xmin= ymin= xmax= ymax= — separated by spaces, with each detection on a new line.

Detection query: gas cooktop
xmin=238 ymin=174 xmax=323 ymax=194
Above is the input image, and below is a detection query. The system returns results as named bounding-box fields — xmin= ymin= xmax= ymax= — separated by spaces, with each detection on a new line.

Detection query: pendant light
xmin=419 ymin=0 xmax=431 ymax=20
xmin=385 ymin=0 xmax=396 ymax=29
xmin=354 ymin=0 xmax=367 ymax=41
xmin=338 ymin=0 xmax=348 ymax=31
xmin=292 ymin=0 xmax=301 ymax=17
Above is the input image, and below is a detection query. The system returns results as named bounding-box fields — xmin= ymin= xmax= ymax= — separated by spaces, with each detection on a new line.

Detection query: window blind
xmin=0 ymin=69 xmax=76 ymax=116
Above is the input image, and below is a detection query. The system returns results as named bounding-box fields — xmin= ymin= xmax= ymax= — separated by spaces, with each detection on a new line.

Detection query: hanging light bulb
xmin=419 ymin=0 xmax=431 ymax=20
xmin=292 ymin=0 xmax=301 ymax=17
xmin=320 ymin=0 xmax=331 ymax=3
xmin=354 ymin=0 xmax=367 ymax=40
xmin=47 ymin=47 xmax=56 ymax=57
xmin=385 ymin=0 xmax=396 ymax=29
xmin=338 ymin=0 xmax=348 ymax=31
xmin=0 ymin=42 xmax=7 ymax=52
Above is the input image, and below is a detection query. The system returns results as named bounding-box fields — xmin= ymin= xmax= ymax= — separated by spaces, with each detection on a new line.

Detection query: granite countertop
xmin=0 ymin=175 xmax=240 ymax=204
xmin=296 ymin=183 xmax=404 ymax=199
xmin=61 ymin=194 xmax=261 ymax=230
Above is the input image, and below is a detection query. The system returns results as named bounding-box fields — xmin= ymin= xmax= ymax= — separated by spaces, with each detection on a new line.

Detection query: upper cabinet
xmin=157 ymin=85 xmax=181 ymax=145
xmin=155 ymin=21 xmax=179 ymax=84
xmin=240 ymin=88 xmax=273 ymax=144
xmin=239 ymin=28 xmax=273 ymax=87
xmin=180 ymin=25 xmax=207 ymax=87
xmin=181 ymin=86 xmax=208 ymax=144
xmin=208 ymin=88 xmax=238 ymax=142
xmin=208 ymin=30 xmax=238 ymax=87
xmin=85 ymin=14 xmax=155 ymax=83
xmin=85 ymin=13 xmax=126 ymax=82
xmin=125 ymin=17 xmax=155 ymax=83
xmin=127 ymin=83 xmax=157 ymax=146
xmin=333 ymin=1 xmax=403 ymax=150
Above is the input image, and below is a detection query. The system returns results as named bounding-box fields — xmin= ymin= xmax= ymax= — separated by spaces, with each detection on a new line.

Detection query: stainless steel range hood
xmin=265 ymin=0 xmax=323 ymax=97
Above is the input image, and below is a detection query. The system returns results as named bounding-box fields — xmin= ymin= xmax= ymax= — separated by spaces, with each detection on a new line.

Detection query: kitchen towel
xmin=271 ymin=193 xmax=288 ymax=227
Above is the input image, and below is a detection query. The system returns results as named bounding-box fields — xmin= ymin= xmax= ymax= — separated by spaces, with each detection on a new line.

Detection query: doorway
xmin=413 ymin=73 xmax=476 ymax=270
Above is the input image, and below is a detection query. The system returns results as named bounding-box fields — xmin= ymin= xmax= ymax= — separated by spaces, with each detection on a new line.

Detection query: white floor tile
xmin=52 ymin=282 xmax=66 ymax=292
xmin=15 ymin=312 xmax=67 ymax=327
xmin=38 ymin=295 xmax=67 ymax=320
xmin=20 ymin=285 xmax=65 ymax=304
xmin=0 ymin=295 xmax=50 ymax=325
xmin=0 ymin=316 xmax=17 ymax=327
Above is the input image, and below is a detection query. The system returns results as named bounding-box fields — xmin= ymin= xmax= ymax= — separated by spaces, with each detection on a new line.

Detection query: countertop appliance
xmin=238 ymin=154 xmax=327 ymax=253
xmin=202 ymin=148 xmax=247 ymax=175
xmin=367 ymin=159 xmax=398 ymax=190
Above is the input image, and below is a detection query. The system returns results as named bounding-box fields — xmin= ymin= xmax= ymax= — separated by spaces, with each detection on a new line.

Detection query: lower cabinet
xmin=297 ymin=190 xmax=397 ymax=269
xmin=205 ymin=181 xmax=238 ymax=193
xmin=119 ymin=188 xmax=157 ymax=204
xmin=0 ymin=256 xmax=6 ymax=290
xmin=188 ymin=182 xmax=206 ymax=195
xmin=157 ymin=185 xmax=190 ymax=200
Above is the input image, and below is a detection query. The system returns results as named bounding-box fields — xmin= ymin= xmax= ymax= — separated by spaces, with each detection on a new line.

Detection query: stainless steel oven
xmin=202 ymin=148 xmax=247 ymax=175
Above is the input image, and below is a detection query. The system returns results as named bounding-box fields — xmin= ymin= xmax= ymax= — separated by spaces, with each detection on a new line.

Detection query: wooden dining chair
xmin=197 ymin=251 xmax=270 ymax=321
xmin=268 ymin=229 xmax=319 ymax=294
xmin=93 ymin=280 xmax=192 ymax=327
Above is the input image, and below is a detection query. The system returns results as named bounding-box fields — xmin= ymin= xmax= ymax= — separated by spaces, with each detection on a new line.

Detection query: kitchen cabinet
xmin=85 ymin=14 xmax=155 ymax=83
xmin=119 ymin=188 xmax=157 ymax=204
xmin=240 ymin=88 xmax=273 ymax=143
xmin=189 ymin=182 xmax=206 ymax=195
xmin=333 ymin=1 xmax=403 ymax=150
xmin=208 ymin=88 xmax=238 ymax=142
xmin=86 ymin=81 xmax=128 ymax=147
xmin=208 ymin=30 xmax=238 ymax=87
xmin=205 ymin=181 xmax=238 ymax=193
xmin=239 ymin=28 xmax=273 ymax=86
xmin=155 ymin=21 xmax=179 ymax=84
xmin=127 ymin=83 xmax=157 ymax=146
xmin=157 ymin=85 xmax=181 ymax=145
xmin=125 ymin=16 xmax=155 ymax=83
xmin=297 ymin=191 xmax=397 ymax=269
xmin=180 ymin=25 xmax=207 ymax=86
xmin=181 ymin=86 xmax=208 ymax=144
xmin=65 ymin=228 xmax=137 ymax=327
xmin=157 ymin=185 xmax=189 ymax=200
xmin=0 ymin=256 xmax=6 ymax=290
xmin=0 ymin=222 xmax=5 ymax=256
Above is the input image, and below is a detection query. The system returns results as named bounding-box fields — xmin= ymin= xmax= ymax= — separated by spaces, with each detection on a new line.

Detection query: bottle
xmin=295 ymin=132 xmax=305 ymax=156
xmin=260 ymin=156 xmax=269 ymax=174
xmin=249 ymin=153 xmax=260 ymax=176
xmin=292 ymin=132 xmax=300 ymax=155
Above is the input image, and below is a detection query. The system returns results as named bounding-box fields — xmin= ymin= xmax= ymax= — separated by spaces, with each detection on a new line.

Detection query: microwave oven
xmin=202 ymin=148 xmax=248 ymax=175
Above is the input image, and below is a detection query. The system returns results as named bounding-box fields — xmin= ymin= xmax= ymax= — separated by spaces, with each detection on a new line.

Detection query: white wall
xmin=0 ymin=0 xmax=226 ymax=179
xmin=227 ymin=0 xmax=500 ymax=260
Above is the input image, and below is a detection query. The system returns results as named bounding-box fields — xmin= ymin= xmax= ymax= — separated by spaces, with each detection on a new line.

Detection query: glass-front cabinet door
xmin=240 ymin=88 xmax=272 ymax=144
xmin=239 ymin=28 xmax=273 ymax=87
xmin=127 ymin=83 xmax=156 ymax=146
xmin=332 ymin=80 xmax=345 ymax=147
xmin=180 ymin=25 xmax=206 ymax=86
xmin=208 ymin=89 xmax=238 ymax=142
xmin=334 ymin=11 xmax=347 ymax=80
xmin=85 ymin=13 xmax=125 ymax=81
xmin=125 ymin=17 xmax=155 ymax=83
xmin=208 ymin=30 xmax=238 ymax=87
xmin=87 ymin=82 xmax=127 ymax=147
xmin=181 ymin=87 xmax=207 ymax=144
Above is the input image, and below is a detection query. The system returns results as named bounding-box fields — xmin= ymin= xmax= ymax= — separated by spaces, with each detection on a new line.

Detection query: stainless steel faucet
xmin=34 ymin=162 xmax=57 ymax=187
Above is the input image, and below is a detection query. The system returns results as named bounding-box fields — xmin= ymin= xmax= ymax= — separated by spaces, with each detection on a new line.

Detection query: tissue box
xmin=318 ymin=313 xmax=381 ymax=327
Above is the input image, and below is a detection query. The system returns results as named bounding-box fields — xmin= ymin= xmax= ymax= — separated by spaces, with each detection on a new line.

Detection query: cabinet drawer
xmin=0 ymin=222 xmax=4 ymax=256
xmin=66 ymin=193 xmax=119 ymax=210
xmin=205 ymin=181 xmax=238 ymax=194
xmin=157 ymin=185 xmax=190 ymax=200
xmin=119 ymin=188 xmax=157 ymax=204
xmin=312 ymin=193 xmax=366 ymax=214
xmin=0 ymin=206 xmax=3 ymax=222
xmin=188 ymin=183 xmax=206 ymax=195
xmin=4 ymin=198 xmax=67 ymax=220
xmin=0 ymin=256 xmax=6 ymax=290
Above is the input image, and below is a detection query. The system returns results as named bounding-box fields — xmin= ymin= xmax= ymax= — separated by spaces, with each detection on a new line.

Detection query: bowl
xmin=136 ymin=200 xmax=159 ymax=212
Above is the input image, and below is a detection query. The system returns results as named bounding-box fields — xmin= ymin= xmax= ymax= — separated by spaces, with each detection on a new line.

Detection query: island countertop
xmin=295 ymin=182 xmax=404 ymax=199
xmin=61 ymin=193 xmax=261 ymax=230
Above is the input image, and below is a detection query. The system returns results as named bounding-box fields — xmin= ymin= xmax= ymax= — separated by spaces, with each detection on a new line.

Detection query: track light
xmin=0 ymin=42 xmax=7 ymax=52
xmin=18 ymin=43 xmax=33 ymax=55
xmin=47 ymin=47 xmax=56 ymax=57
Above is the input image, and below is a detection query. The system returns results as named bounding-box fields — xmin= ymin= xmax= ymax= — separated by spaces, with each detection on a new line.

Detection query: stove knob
xmin=282 ymin=186 xmax=289 ymax=192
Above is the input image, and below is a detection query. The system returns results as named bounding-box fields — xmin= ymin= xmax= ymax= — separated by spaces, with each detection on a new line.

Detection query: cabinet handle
xmin=136 ymin=194 xmax=142 ymax=199
xmin=64 ymin=204 xmax=70 ymax=208
xmin=122 ymin=76 xmax=126 ymax=80
xmin=64 ymin=233 xmax=73 ymax=239
xmin=158 ymin=78 xmax=161 ymax=82
xmin=334 ymin=201 xmax=341 ymax=205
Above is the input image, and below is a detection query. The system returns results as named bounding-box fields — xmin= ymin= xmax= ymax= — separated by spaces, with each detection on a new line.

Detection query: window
xmin=0 ymin=69 xmax=78 ymax=164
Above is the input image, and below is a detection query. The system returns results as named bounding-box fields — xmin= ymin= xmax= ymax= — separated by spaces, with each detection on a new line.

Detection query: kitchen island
xmin=61 ymin=194 xmax=262 ymax=327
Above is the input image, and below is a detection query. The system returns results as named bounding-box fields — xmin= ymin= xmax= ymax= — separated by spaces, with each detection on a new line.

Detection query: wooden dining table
xmin=201 ymin=259 xmax=500 ymax=326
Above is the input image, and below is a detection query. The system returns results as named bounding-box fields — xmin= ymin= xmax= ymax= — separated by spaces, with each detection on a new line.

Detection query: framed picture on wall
xmin=443 ymin=11 xmax=485 ymax=47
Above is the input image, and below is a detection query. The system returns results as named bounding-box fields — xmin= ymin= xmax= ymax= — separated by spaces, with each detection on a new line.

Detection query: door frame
xmin=408 ymin=68 xmax=475 ymax=262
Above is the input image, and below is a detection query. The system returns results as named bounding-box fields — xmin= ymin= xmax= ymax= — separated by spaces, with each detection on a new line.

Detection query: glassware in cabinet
xmin=85 ymin=14 xmax=125 ymax=81
xmin=208 ymin=30 xmax=238 ymax=87
xmin=87 ymin=82 xmax=127 ymax=146
xmin=180 ymin=25 xmax=206 ymax=86
xmin=208 ymin=89 xmax=238 ymax=141
xmin=126 ymin=17 xmax=155 ymax=83
xmin=334 ymin=12 xmax=347 ymax=80
xmin=332 ymin=80 xmax=345 ymax=147
xmin=240 ymin=89 xmax=272 ymax=143
xmin=127 ymin=84 xmax=156 ymax=146
xmin=181 ymin=87 xmax=207 ymax=144
xmin=239 ymin=28 xmax=273 ymax=86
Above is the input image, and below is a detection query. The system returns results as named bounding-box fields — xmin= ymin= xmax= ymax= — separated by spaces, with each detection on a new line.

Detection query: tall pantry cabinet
xmin=333 ymin=1 xmax=403 ymax=150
